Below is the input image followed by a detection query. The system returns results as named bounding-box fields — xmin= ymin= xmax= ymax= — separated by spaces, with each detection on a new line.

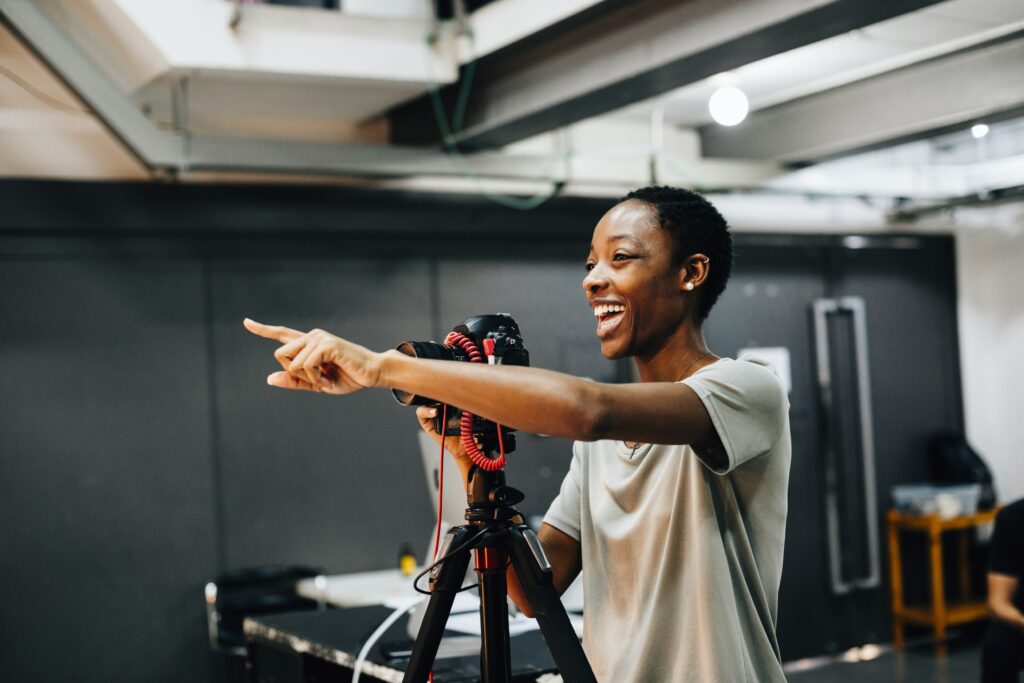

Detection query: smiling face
xmin=583 ymin=200 xmax=691 ymax=360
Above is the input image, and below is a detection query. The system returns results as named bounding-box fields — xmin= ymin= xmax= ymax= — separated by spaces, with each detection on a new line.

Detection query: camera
xmin=392 ymin=313 xmax=529 ymax=455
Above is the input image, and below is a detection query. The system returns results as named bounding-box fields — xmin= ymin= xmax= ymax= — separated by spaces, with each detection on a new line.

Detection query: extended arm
xmin=988 ymin=572 xmax=1024 ymax=633
xmin=379 ymin=349 xmax=714 ymax=446
xmin=244 ymin=319 xmax=714 ymax=446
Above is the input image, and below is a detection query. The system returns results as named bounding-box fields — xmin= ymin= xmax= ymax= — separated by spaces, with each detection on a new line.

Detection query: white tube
xmin=351 ymin=599 xmax=425 ymax=683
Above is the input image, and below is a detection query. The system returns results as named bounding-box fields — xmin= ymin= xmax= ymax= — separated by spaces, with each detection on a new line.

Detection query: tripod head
xmin=465 ymin=466 xmax=525 ymax=525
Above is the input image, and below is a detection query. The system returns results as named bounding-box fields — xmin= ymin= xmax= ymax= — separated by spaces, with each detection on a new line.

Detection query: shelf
xmin=888 ymin=506 xmax=999 ymax=654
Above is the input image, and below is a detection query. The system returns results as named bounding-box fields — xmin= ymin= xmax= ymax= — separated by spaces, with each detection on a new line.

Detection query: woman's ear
xmin=678 ymin=253 xmax=711 ymax=292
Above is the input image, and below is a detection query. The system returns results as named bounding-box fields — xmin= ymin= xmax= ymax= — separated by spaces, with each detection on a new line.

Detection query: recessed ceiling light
xmin=971 ymin=123 xmax=989 ymax=139
xmin=709 ymin=86 xmax=749 ymax=127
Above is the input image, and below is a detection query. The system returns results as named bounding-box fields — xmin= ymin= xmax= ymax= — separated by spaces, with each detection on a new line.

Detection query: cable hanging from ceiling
xmin=422 ymin=5 xmax=569 ymax=211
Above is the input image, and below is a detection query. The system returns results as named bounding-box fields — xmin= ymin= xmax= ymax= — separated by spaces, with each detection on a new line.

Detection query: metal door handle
xmin=813 ymin=297 xmax=881 ymax=595
xmin=842 ymin=297 xmax=881 ymax=590
xmin=814 ymin=298 xmax=852 ymax=596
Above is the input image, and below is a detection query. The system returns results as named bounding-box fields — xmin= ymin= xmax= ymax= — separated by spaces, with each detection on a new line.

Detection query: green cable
xmin=423 ymin=27 xmax=565 ymax=211
xmin=451 ymin=56 xmax=475 ymax=135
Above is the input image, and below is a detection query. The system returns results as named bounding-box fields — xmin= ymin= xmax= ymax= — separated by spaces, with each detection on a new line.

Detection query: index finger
xmin=243 ymin=318 xmax=303 ymax=343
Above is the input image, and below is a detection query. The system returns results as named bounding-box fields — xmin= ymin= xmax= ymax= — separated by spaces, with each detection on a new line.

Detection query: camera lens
xmin=391 ymin=341 xmax=455 ymax=405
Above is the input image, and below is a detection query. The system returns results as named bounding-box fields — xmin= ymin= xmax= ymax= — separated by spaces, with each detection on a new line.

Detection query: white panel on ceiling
xmin=607 ymin=0 xmax=1024 ymax=128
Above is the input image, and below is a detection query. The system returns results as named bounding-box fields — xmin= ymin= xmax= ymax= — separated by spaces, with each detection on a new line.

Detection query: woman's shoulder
xmin=692 ymin=355 xmax=781 ymax=383
xmin=686 ymin=356 xmax=788 ymax=405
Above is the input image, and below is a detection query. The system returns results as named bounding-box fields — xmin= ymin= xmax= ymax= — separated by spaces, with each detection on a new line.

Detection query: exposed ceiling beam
xmin=0 ymin=0 xmax=556 ymax=180
xmin=889 ymin=184 xmax=1024 ymax=221
xmin=184 ymin=136 xmax=567 ymax=180
xmin=699 ymin=34 xmax=1024 ymax=163
xmin=455 ymin=0 xmax=608 ymax=63
xmin=1 ymin=0 xmax=782 ymax=188
xmin=388 ymin=0 xmax=947 ymax=150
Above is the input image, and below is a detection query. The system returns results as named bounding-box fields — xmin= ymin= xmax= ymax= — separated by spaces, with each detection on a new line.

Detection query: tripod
xmin=403 ymin=466 xmax=596 ymax=683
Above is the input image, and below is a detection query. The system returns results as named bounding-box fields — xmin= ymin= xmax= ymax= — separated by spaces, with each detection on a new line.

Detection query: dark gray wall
xmin=0 ymin=181 xmax=963 ymax=679
xmin=0 ymin=258 xmax=219 ymax=682
xmin=211 ymin=257 xmax=435 ymax=570
xmin=0 ymin=180 xmax=616 ymax=683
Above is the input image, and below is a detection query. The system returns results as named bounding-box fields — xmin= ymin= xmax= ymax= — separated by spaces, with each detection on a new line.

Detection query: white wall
xmin=956 ymin=209 xmax=1024 ymax=503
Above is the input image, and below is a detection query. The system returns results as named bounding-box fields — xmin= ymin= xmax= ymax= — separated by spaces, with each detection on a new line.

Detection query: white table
xmin=298 ymin=567 xmax=584 ymax=612
xmin=297 ymin=568 xmax=421 ymax=608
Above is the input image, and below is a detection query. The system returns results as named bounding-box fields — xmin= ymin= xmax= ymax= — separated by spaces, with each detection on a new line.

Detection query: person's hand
xmin=416 ymin=405 xmax=470 ymax=464
xmin=243 ymin=318 xmax=383 ymax=395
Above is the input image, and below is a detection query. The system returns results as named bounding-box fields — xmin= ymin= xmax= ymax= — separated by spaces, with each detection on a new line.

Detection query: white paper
xmin=384 ymin=591 xmax=479 ymax=613
xmin=442 ymin=610 xmax=584 ymax=638
xmin=738 ymin=346 xmax=792 ymax=393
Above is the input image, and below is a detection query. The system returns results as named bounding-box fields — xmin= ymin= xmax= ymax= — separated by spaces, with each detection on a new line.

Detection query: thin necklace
xmin=627 ymin=350 xmax=711 ymax=458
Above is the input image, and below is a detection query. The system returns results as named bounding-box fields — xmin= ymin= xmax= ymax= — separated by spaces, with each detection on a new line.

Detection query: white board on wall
xmin=738 ymin=346 xmax=792 ymax=394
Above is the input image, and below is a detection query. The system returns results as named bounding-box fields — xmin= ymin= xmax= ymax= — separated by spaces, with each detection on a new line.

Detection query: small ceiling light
xmin=709 ymin=86 xmax=749 ymax=127
xmin=971 ymin=123 xmax=989 ymax=139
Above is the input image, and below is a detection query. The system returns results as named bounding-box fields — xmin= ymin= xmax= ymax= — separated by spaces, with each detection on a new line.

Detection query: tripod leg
xmin=403 ymin=526 xmax=475 ymax=683
xmin=507 ymin=525 xmax=596 ymax=683
xmin=475 ymin=544 xmax=512 ymax=683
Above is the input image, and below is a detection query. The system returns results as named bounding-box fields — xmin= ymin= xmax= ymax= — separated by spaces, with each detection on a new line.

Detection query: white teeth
xmin=593 ymin=304 xmax=626 ymax=317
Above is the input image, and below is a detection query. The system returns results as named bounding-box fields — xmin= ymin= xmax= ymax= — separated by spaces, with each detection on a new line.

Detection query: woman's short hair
xmin=619 ymin=185 xmax=733 ymax=323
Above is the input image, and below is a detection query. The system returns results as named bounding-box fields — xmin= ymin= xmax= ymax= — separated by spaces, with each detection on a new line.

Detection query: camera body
xmin=392 ymin=314 xmax=529 ymax=454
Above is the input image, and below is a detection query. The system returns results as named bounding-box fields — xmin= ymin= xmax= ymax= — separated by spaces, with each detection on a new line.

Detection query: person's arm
xmin=379 ymin=349 xmax=714 ymax=445
xmin=416 ymin=405 xmax=474 ymax=484
xmin=988 ymin=572 xmax=1024 ymax=633
xmin=243 ymin=319 xmax=715 ymax=447
xmin=506 ymin=523 xmax=582 ymax=618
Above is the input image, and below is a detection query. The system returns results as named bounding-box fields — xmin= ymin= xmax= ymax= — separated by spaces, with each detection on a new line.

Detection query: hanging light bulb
xmin=708 ymin=86 xmax=749 ymax=126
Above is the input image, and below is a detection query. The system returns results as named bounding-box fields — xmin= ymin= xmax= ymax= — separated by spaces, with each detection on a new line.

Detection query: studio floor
xmin=786 ymin=635 xmax=986 ymax=683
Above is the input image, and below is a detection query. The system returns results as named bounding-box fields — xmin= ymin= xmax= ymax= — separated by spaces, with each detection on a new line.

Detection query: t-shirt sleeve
xmin=989 ymin=502 xmax=1024 ymax=578
xmin=681 ymin=357 xmax=789 ymax=475
xmin=542 ymin=442 xmax=584 ymax=542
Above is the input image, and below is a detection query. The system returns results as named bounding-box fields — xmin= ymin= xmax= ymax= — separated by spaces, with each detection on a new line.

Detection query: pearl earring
xmin=685 ymin=282 xmax=694 ymax=291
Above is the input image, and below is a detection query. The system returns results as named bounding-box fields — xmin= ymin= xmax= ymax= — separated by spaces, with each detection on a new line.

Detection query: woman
xmin=245 ymin=185 xmax=791 ymax=682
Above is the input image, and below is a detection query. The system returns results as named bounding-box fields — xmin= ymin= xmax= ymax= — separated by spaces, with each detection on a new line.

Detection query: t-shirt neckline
xmin=614 ymin=357 xmax=730 ymax=460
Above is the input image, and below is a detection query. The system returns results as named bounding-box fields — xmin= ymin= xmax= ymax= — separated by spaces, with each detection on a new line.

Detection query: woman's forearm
xmin=990 ymin=598 xmax=1024 ymax=631
xmin=377 ymin=350 xmax=601 ymax=441
xmin=988 ymin=573 xmax=1024 ymax=632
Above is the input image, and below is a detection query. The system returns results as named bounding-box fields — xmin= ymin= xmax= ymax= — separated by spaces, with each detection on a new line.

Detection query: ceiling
xmin=0 ymin=21 xmax=145 ymax=178
xmin=0 ymin=0 xmax=1021 ymax=214
xmin=609 ymin=0 xmax=1023 ymax=129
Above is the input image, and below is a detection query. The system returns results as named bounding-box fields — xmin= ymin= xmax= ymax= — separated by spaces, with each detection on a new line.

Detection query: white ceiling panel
xmin=928 ymin=0 xmax=1024 ymax=24
xmin=609 ymin=0 xmax=1024 ymax=128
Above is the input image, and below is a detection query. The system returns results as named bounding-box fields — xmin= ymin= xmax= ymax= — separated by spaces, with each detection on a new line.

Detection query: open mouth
xmin=594 ymin=303 xmax=626 ymax=337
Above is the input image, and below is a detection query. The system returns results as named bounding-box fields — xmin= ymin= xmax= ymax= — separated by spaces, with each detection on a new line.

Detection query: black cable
xmin=412 ymin=525 xmax=495 ymax=595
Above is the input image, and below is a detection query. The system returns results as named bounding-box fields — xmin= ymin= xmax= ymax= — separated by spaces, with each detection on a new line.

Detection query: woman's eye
xmin=585 ymin=262 xmax=595 ymax=271
xmin=613 ymin=253 xmax=631 ymax=261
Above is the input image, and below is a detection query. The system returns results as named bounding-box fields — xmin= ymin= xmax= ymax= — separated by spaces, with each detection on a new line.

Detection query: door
xmin=828 ymin=237 xmax=963 ymax=641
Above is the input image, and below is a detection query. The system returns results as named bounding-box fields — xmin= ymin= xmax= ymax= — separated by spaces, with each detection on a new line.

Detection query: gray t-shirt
xmin=543 ymin=357 xmax=791 ymax=683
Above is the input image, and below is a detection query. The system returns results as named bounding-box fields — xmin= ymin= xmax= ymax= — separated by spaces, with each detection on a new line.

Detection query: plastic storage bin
xmin=891 ymin=483 xmax=981 ymax=518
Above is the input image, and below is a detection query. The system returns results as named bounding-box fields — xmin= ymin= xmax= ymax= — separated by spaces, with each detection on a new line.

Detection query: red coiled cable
xmin=444 ymin=331 xmax=506 ymax=471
